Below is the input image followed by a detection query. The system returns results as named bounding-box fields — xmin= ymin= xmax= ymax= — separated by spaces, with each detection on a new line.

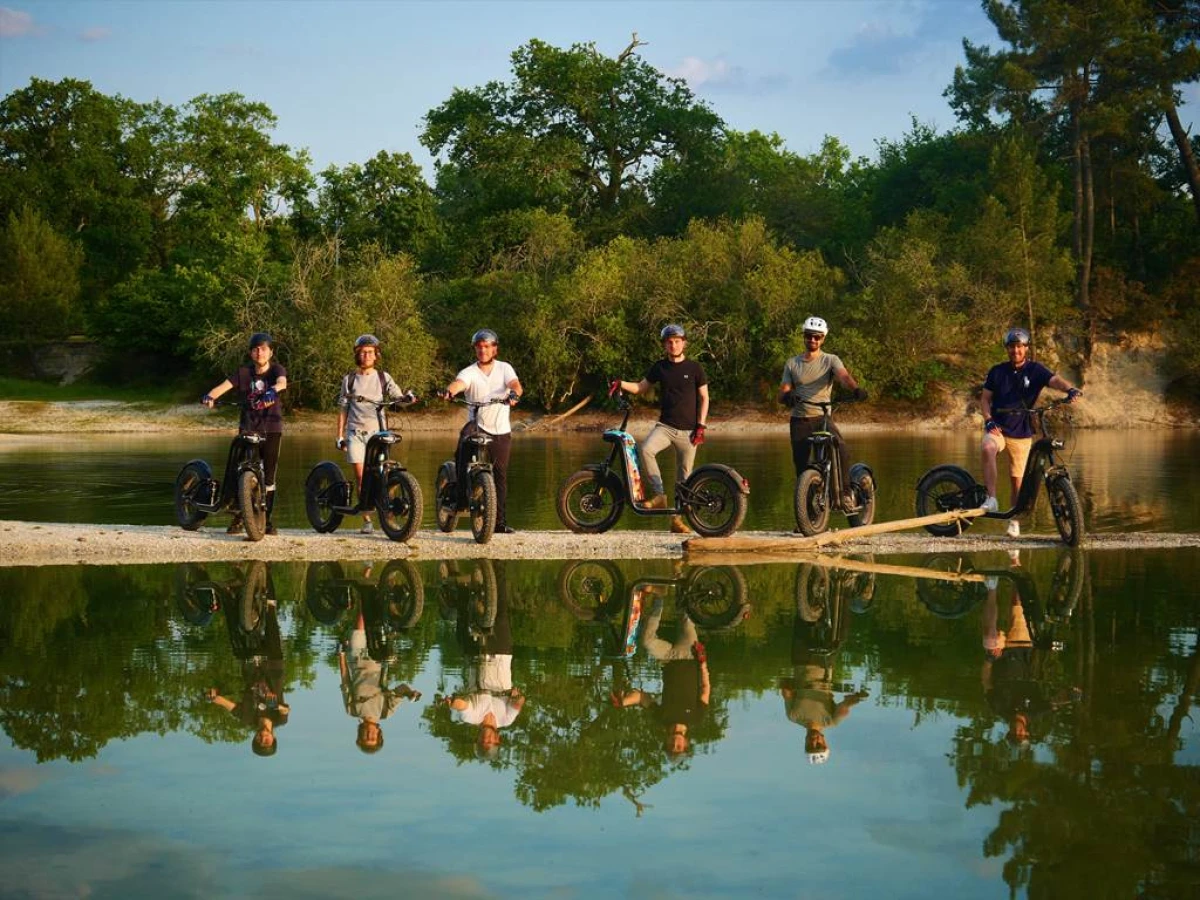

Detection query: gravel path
xmin=1 ymin=519 xmax=1197 ymax=568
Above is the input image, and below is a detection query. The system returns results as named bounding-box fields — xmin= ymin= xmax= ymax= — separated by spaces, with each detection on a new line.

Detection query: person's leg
xmin=667 ymin=427 xmax=696 ymax=532
xmin=1006 ymin=438 xmax=1032 ymax=507
xmin=489 ymin=432 xmax=513 ymax=528
xmin=347 ymin=437 xmax=371 ymax=530
xmin=981 ymin=432 xmax=1004 ymax=502
xmin=263 ymin=433 xmax=282 ymax=534
xmin=454 ymin=423 xmax=475 ymax=508
xmin=639 ymin=424 xmax=672 ymax=501
xmin=639 ymin=590 xmax=673 ymax=659
xmin=789 ymin=417 xmax=817 ymax=477
xmin=831 ymin=423 xmax=855 ymax=507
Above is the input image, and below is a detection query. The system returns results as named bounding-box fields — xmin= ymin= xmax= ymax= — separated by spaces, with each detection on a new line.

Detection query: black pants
xmin=789 ymin=417 xmax=850 ymax=481
xmin=456 ymin=425 xmax=513 ymax=526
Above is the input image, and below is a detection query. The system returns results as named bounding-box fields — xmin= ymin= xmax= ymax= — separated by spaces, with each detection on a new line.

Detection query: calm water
xmin=1 ymin=425 xmax=1199 ymax=534
xmin=2 ymin=550 xmax=1199 ymax=898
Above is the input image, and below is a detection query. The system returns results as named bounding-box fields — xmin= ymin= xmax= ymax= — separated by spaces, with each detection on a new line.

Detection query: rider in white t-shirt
xmin=438 ymin=329 xmax=523 ymax=533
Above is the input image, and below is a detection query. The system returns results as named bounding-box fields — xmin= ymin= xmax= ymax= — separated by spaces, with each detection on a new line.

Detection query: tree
xmin=0 ymin=207 xmax=84 ymax=346
xmin=422 ymin=34 xmax=723 ymax=243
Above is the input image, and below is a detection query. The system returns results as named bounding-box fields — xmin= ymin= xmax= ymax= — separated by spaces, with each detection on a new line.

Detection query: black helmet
xmin=248 ymin=332 xmax=272 ymax=350
xmin=472 ymin=329 xmax=499 ymax=346
xmin=355 ymin=334 xmax=380 ymax=349
xmin=660 ymin=324 xmax=686 ymax=340
xmin=1004 ymin=328 xmax=1031 ymax=346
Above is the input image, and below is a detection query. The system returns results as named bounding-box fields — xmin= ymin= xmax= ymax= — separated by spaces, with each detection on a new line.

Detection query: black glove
xmin=853 ymin=388 xmax=868 ymax=402
xmin=1067 ymin=388 xmax=1082 ymax=401
xmin=507 ymin=389 xmax=520 ymax=404
xmin=336 ymin=437 xmax=348 ymax=451
xmin=780 ymin=393 xmax=796 ymax=408
xmin=984 ymin=419 xmax=998 ymax=433
xmin=436 ymin=389 xmax=454 ymax=401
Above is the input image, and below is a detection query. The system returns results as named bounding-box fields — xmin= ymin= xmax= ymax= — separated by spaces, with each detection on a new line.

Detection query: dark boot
xmin=264 ymin=490 xmax=278 ymax=535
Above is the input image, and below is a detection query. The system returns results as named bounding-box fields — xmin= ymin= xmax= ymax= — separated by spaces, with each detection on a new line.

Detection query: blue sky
xmin=1 ymin=1 xmax=1196 ymax=177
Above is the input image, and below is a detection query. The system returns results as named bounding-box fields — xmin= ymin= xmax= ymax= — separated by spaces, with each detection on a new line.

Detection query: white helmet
xmin=802 ymin=316 xmax=829 ymax=336
xmin=808 ymin=749 xmax=831 ymax=765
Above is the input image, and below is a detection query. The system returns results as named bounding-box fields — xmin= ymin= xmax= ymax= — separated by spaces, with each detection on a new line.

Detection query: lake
xmin=1 ymin=550 xmax=1198 ymax=897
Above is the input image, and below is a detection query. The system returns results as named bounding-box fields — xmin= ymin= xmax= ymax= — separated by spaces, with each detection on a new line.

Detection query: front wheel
xmin=305 ymin=462 xmax=347 ymax=534
xmin=238 ymin=469 xmax=267 ymax=541
xmin=915 ymin=467 xmax=979 ymax=536
xmin=435 ymin=462 xmax=459 ymax=533
xmin=794 ymin=469 xmax=830 ymax=536
xmin=558 ymin=560 xmax=626 ymax=620
xmin=683 ymin=469 xmax=747 ymax=538
xmin=557 ymin=470 xmax=625 ymax=534
xmin=846 ymin=466 xmax=876 ymax=528
xmin=468 ymin=470 xmax=497 ymax=545
xmin=378 ymin=559 xmax=425 ymax=629
xmin=377 ymin=468 xmax=423 ymax=543
xmin=174 ymin=461 xmax=211 ymax=530
xmin=1046 ymin=473 xmax=1084 ymax=547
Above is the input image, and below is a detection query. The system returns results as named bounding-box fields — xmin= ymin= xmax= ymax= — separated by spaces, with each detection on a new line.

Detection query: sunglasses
xmin=803 ymin=333 xmax=824 ymax=341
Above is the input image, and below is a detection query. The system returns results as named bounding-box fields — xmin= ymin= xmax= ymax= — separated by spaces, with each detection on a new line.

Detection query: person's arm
xmin=699 ymin=661 xmax=711 ymax=706
xmin=611 ymin=690 xmax=655 ymax=708
xmin=206 ymin=689 xmax=236 ymax=712
xmin=441 ymin=377 xmax=468 ymax=398
xmin=834 ymin=366 xmax=860 ymax=392
xmin=506 ymin=372 xmax=523 ymax=405
xmin=1047 ymin=373 xmax=1081 ymax=399
xmin=447 ymin=696 xmax=469 ymax=711
xmin=202 ymin=379 xmax=234 ymax=407
xmin=618 ymin=377 xmax=653 ymax=395
xmin=697 ymin=384 xmax=709 ymax=427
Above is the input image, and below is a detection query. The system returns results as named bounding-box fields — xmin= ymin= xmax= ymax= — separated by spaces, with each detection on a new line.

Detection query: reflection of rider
xmin=780 ymin=567 xmax=867 ymax=765
xmin=201 ymin=331 xmax=287 ymax=536
xmin=438 ymin=329 xmax=523 ymax=534
xmin=206 ymin=585 xmax=288 ymax=757
xmin=336 ymin=334 xmax=415 ymax=535
xmin=611 ymin=585 xmax=711 ymax=757
xmin=613 ymin=324 xmax=709 ymax=535
xmin=443 ymin=584 xmax=524 ymax=758
xmin=980 ymin=569 xmax=1075 ymax=747
xmin=339 ymin=609 xmax=421 ymax=754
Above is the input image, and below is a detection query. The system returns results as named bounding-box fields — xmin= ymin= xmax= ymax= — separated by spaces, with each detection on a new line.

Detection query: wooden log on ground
xmin=685 ymin=507 xmax=985 ymax=556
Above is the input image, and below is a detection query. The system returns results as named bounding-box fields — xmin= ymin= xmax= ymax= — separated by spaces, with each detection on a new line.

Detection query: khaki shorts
xmin=983 ymin=432 xmax=1032 ymax=479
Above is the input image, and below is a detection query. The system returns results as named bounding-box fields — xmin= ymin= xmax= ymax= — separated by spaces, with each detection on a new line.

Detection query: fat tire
xmin=435 ymin=463 xmax=460 ymax=533
xmin=377 ymin=468 xmax=423 ymax=543
xmin=305 ymin=462 xmax=346 ymax=534
xmin=378 ymin=559 xmax=425 ymax=629
xmin=683 ymin=469 xmax=747 ymax=538
xmin=1046 ymin=473 xmax=1084 ymax=547
xmin=305 ymin=561 xmax=349 ymax=625
xmin=556 ymin=469 xmax=625 ymax=534
xmin=238 ymin=469 xmax=267 ymax=542
xmin=174 ymin=461 xmax=210 ymax=530
xmin=794 ymin=469 xmax=830 ymax=536
xmin=915 ymin=468 xmax=978 ymax=537
xmin=469 ymin=470 xmax=497 ymax=545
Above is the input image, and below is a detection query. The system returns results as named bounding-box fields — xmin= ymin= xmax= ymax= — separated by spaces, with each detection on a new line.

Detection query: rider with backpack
xmin=336 ymin=334 xmax=416 ymax=534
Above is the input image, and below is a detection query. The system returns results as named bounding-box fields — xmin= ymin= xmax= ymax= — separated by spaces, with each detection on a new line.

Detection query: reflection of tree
xmin=948 ymin=555 xmax=1200 ymax=898
xmin=0 ymin=563 xmax=320 ymax=762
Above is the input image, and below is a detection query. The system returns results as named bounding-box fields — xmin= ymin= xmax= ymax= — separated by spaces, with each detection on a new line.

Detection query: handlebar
xmin=446 ymin=395 xmax=513 ymax=407
xmin=995 ymin=395 xmax=1074 ymax=416
xmin=353 ymin=393 xmax=419 ymax=408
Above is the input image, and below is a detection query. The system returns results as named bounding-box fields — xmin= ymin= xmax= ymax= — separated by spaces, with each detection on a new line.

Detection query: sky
xmin=1 ymin=0 xmax=1197 ymax=178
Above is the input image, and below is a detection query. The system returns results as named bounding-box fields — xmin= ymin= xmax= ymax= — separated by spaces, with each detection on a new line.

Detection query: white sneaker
xmin=1006 ymin=519 xmax=1020 ymax=538
xmin=360 ymin=520 xmax=374 ymax=535
xmin=981 ymin=496 xmax=999 ymax=513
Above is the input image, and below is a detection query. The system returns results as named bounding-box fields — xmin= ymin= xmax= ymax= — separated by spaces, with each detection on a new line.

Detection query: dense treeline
xmin=2 ymin=4 xmax=1198 ymax=410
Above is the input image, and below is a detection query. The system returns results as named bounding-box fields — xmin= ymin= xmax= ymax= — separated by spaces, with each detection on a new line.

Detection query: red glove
xmin=692 ymin=641 xmax=707 ymax=664
xmin=608 ymin=379 xmax=622 ymax=398
xmin=690 ymin=424 xmax=706 ymax=446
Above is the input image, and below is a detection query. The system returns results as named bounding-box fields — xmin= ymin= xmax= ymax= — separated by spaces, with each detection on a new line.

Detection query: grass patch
xmin=0 ymin=376 xmax=193 ymax=404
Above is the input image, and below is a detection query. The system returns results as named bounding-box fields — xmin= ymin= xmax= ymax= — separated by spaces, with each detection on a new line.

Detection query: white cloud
xmin=0 ymin=6 xmax=36 ymax=37
xmin=667 ymin=55 xmax=789 ymax=96
xmin=80 ymin=25 xmax=111 ymax=42
xmin=669 ymin=55 xmax=735 ymax=88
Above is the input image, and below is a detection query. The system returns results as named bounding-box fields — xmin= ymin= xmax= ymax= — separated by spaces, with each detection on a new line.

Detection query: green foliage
xmin=200 ymin=239 xmax=437 ymax=409
xmin=0 ymin=207 xmax=84 ymax=340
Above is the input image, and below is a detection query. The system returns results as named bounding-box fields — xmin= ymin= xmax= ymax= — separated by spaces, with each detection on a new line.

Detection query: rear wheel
xmin=1046 ymin=473 xmax=1084 ymax=547
xmin=683 ymin=469 xmax=747 ymax=537
xmin=846 ymin=469 xmax=876 ymax=528
xmin=174 ymin=462 xmax=210 ymax=530
xmin=558 ymin=560 xmax=625 ymax=620
xmin=557 ymin=470 xmax=625 ymax=534
xmin=915 ymin=468 xmax=978 ymax=536
xmin=175 ymin=563 xmax=219 ymax=626
xmin=305 ymin=462 xmax=346 ymax=533
xmin=916 ymin=555 xmax=984 ymax=619
xmin=794 ymin=469 xmax=830 ymax=536
xmin=435 ymin=462 xmax=459 ymax=533
xmin=468 ymin=470 xmax=497 ymax=545
xmin=684 ymin=566 xmax=749 ymax=628
xmin=238 ymin=469 xmax=267 ymax=541
xmin=239 ymin=560 xmax=270 ymax=634
xmin=305 ymin=561 xmax=351 ymax=625
xmin=377 ymin=467 xmax=423 ymax=543
xmin=378 ymin=560 xmax=425 ymax=629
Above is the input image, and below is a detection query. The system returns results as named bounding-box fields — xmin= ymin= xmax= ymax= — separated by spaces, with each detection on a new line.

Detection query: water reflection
xmin=4 ymin=551 xmax=1200 ymax=897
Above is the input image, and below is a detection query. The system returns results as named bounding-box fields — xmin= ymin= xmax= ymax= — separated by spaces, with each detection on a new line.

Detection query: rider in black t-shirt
xmin=613 ymin=324 xmax=709 ymax=534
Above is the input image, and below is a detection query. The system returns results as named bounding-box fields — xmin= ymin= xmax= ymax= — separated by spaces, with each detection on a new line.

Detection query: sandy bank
xmin=1 ymin=519 xmax=1197 ymax=568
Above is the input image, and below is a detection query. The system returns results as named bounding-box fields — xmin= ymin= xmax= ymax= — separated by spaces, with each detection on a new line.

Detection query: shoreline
xmin=2 ymin=519 xmax=1197 ymax=568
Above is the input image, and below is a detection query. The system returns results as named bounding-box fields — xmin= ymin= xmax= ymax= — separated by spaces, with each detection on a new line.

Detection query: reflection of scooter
xmin=304 ymin=560 xmax=425 ymax=660
xmin=175 ymin=560 xmax=274 ymax=640
xmin=558 ymin=561 xmax=750 ymax=659
xmin=434 ymin=559 xmax=499 ymax=640
xmin=792 ymin=563 xmax=874 ymax=691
